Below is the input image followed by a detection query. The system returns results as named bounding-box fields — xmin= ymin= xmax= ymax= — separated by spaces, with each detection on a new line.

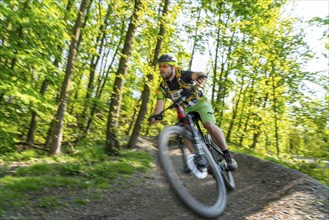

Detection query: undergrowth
xmin=0 ymin=141 xmax=153 ymax=217
xmin=230 ymin=144 xmax=329 ymax=186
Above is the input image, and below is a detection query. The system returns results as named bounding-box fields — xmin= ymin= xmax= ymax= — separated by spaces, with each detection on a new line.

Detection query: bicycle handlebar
xmin=149 ymin=75 xmax=208 ymax=122
xmin=149 ymin=83 xmax=203 ymax=122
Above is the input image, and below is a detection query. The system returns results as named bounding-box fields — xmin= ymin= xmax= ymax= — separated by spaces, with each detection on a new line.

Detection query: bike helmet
xmin=158 ymin=54 xmax=177 ymax=66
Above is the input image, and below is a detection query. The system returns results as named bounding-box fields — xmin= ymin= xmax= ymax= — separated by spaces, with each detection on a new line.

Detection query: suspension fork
xmin=187 ymin=116 xmax=206 ymax=157
xmin=176 ymin=105 xmax=206 ymax=157
xmin=177 ymin=134 xmax=191 ymax=173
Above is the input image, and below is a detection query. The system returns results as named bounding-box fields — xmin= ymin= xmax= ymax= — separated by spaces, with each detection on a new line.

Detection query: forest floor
xmin=2 ymin=137 xmax=329 ymax=220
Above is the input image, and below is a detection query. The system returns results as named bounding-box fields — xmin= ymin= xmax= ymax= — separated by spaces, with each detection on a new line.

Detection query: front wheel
xmin=158 ymin=125 xmax=227 ymax=218
xmin=206 ymin=134 xmax=235 ymax=191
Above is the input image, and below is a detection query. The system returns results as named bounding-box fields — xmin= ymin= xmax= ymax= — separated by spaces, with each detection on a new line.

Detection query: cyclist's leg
xmin=186 ymin=101 xmax=227 ymax=150
xmin=203 ymin=122 xmax=227 ymax=151
xmin=187 ymin=100 xmax=237 ymax=171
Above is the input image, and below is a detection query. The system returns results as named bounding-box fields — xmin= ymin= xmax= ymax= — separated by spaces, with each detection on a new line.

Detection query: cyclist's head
xmin=158 ymin=54 xmax=177 ymax=66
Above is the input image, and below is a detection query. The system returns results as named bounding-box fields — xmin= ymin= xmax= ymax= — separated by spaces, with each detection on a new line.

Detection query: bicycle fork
xmin=176 ymin=106 xmax=207 ymax=172
xmin=177 ymin=134 xmax=191 ymax=174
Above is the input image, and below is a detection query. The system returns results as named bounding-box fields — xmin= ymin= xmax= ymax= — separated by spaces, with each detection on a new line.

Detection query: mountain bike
xmin=150 ymin=87 xmax=235 ymax=218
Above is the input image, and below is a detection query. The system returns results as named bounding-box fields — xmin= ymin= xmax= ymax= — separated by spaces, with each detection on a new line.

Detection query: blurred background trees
xmin=0 ymin=0 xmax=327 ymax=166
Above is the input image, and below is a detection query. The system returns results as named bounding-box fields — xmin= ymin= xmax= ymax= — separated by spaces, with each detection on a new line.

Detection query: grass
xmin=230 ymin=144 xmax=329 ymax=186
xmin=37 ymin=196 xmax=67 ymax=208
xmin=0 ymin=142 xmax=153 ymax=217
xmin=2 ymin=138 xmax=326 ymax=217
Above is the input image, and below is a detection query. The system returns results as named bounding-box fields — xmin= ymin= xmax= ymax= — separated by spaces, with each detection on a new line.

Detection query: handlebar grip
xmin=197 ymin=75 xmax=208 ymax=80
xmin=149 ymin=114 xmax=163 ymax=121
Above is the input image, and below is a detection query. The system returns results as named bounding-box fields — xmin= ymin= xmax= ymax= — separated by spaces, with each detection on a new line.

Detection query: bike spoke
xmin=163 ymin=130 xmax=224 ymax=207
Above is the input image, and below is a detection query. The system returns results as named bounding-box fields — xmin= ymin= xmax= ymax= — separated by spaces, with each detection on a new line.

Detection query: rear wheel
xmin=158 ymin=125 xmax=227 ymax=218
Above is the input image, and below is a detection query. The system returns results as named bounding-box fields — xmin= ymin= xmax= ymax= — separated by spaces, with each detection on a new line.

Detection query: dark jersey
xmin=156 ymin=69 xmax=205 ymax=107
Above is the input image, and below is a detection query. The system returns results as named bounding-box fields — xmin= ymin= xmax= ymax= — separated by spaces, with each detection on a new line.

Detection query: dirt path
xmin=3 ymin=137 xmax=329 ymax=220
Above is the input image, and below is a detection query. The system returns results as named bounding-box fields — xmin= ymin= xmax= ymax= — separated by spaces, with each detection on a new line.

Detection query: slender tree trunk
xmin=226 ymin=74 xmax=245 ymax=142
xmin=251 ymin=93 xmax=269 ymax=149
xmin=239 ymin=78 xmax=255 ymax=145
xmin=126 ymin=97 xmax=142 ymax=135
xmin=30 ymin=0 xmax=75 ymax=145
xmin=188 ymin=4 xmax=202 ymax=70
xmin=127 ymin=0 xmax=170 ymax=148
xmin=106 ymin=0 xmax=143 ymax=154
xmin=48 ymin=0 xmax=90 ymax=155
xmin=211 ymin=18 xmax=221 ymax=103
xmin=210 ymin=2 xmax=224 ymax=103
xmin=218 ymin=29 xmax=237 ymax=123
xmin=84 ymin=22 xmax=125 ymax=134
xmin=27 ymin=79 xmax=49 ymax=143
xmin=80 ymin=5 xmax=112 ymax=132
xmin=251 ymin=132 xmax=259 ymax=149
xmin=85 ymin=41 xmax=122 ymax=133
xmin=68 ymin=63 xmax=85 ymax=115
xmin=271 ymin=68 xmax=280 ymax=156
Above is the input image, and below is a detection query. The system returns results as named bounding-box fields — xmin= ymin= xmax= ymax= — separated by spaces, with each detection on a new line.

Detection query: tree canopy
xmin=0 ymin=0 xmax=327 ymax=167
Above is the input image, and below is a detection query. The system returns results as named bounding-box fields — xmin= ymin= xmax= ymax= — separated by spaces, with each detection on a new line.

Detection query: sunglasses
xmin=159 ymin=64 xmax=171 ymax=68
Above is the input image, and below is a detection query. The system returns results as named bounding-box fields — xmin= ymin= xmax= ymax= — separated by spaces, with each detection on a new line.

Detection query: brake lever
xmin=195 ymin=75 xmax=208 ymax=88
xmin=149 ymin=113 xmax=163 ymax=121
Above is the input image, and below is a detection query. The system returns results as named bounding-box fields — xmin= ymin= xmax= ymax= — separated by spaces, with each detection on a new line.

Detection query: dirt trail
xmin=3 ymin=137 xmax=329 ymax=220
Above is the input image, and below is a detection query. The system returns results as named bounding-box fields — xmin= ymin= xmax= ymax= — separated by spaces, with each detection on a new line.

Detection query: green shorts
xmin=185 ymin=100 xmax=216 ymax=125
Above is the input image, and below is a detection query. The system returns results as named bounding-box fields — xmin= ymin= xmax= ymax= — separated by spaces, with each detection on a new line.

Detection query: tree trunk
xmin=27 ymin=79 xmax=49 ymax=143
xmin=271 ymin=68 xmax=280 ymax=156
xmin=84 ymin=22 xmax=126 ymax=134
xmin=106 ymin=0 xmax=143 ymax=154
xmin=210 ymin=2 xmax=224 ymax=103
xmin=48 ymin=0 xmax=89 ymax=155
xmin=84 ymin=39 xmax=122 ymax=133
xmin=251 ymin=132 xmax=259 ymax=149
xmin=126 ymin=97 xmax=142 ymax=135
xmin=238 ymin=78 xmax=255 ymax=145
xmin=211 ymin=19 xmax=221 ymax=103
xmin=218 ymin=28 xmax=236 ymax=123
xmin=80 ymin=5 xmax=112 ymax=132
xmin=226 ymin=74 xmax=245 ymax=142
xmin=127 ymin=0 xmax=170 ymax=148
xmin=250 ymin=93 xmax=269 ymax=149
xmin=0 ymin=93 xmax=4 ymax=104
xmin=41 ymin=0 xmax=75 ymax=146
xmin=188 ymin=3 xmax=202 ymax=70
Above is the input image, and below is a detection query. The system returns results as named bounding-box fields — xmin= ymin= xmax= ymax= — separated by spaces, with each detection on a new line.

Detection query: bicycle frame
xmin=176 ymin=105 xmax=226 ymax=172
xmin=156 ymin=91 xmax=230 ymax=217
xmin=175 ymin=105 xmax=206 ymax=156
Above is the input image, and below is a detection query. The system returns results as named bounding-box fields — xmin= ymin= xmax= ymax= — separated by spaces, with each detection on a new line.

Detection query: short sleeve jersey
xmin=156 ymin=69 xmax=204 ymax=104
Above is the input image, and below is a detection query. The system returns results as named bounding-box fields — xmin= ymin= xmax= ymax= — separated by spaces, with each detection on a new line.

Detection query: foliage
xmin=0 ymin=0 xmax=327 ymax=196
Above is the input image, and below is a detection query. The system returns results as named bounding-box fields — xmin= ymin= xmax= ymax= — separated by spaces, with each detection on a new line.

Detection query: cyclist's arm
xmin=154 ymin=99 xmax=165 ymax=114
xmin=150 ymin=100 xmax=165 ymax=124
xmin=151 ymin=85 xmax=166 ymax=124
xmin=191 ymin=72 xmax=207 ymax=86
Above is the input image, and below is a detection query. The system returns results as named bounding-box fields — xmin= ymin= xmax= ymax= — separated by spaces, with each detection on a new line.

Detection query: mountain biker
xmin=150 ymin=54 xmax=237 ymax=171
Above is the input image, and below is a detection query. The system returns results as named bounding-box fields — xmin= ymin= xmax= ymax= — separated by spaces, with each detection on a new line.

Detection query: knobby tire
xmin=158 ymin=125 xmax=227 ymax=218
